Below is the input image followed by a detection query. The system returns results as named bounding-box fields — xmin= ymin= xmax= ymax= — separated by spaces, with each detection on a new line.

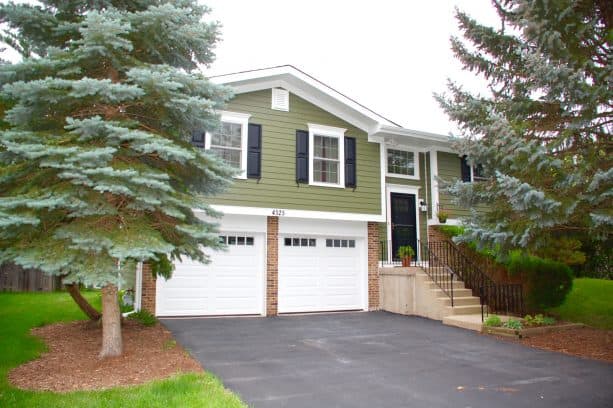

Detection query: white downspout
xmin=429 ymin=149 xmax=439 ymax=226
xmin=134 ymin=262 xmax=143 ymax=312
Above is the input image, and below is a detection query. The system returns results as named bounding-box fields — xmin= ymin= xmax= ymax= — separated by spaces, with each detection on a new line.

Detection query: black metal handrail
xmin=379 ymin=239 xmax=524 ymax=316
xmin=379 ymin=240 xmax=458 ymax=307
xmin=429 ymin=241 xmax=524 ymax=317
xmin=421 ymin=244 xmax=456 ymax=307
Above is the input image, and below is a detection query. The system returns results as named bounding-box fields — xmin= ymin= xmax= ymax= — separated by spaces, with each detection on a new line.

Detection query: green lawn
xmin=0 ymin=291 xmax=245 ymax=407
xmin=548 ymin=278 xmax=613 ymax=330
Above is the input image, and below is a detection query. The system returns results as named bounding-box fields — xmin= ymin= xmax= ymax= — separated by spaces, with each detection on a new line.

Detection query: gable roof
xmin=210 ymin=65 xmax=399 ymax=132
xmin=211 ymin=65 xmax=452 ymax=148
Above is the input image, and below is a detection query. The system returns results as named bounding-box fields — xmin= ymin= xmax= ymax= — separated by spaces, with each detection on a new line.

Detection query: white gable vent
xmin=272 ymin=88 xmax=289 ymax=111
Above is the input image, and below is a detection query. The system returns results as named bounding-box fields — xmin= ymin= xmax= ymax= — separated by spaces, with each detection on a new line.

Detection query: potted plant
xmin=437 ymin=209 xmax=449 ymax=224
xmin=397 ymin=245 xmax=415 ymax=267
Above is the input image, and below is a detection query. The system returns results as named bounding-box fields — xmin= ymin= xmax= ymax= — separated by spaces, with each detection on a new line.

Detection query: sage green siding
xmin=437 ymin=151 xmax=488 ymax=218
xmin=208 ymin=90 xmax=381 ymax=215
xmin=384 ymin=152 xmax=428 ymax=248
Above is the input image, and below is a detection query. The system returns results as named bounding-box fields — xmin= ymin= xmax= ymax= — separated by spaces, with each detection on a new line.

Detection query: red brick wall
xmin=141 ymin=263 xmax=156 ymax=315
xmin=266 ymin=216 xmax=279 ymax=316
xmin=367 ymin=221 xmax=380 ymax=310
xmin=428 ymin=225 xmax=450 ymax=244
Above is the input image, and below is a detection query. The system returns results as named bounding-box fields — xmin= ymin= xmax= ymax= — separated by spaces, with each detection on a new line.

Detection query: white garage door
xmin=278 ymin=234 xmax=366 ymax=313
xmin=156 ymin=232 xmax=265 ymax=317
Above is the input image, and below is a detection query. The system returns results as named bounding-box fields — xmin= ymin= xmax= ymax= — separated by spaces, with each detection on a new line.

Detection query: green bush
xmin=117 ymin=289 xmax=134 ymax=313
xmin=437 ymin=225 xmax=464 ymax=238
xmin=484 ymin=314 xmax=502 ymax=327
xmin=575 ymin=238 xmax=612 ymax=280
xmin=508 ymin=253 xmax=573 ymax=312
xmin=504 ymin=319 xmax=523 ymax=330
xmin=524 ymin=314 xmax=556 ymax=327
xmin=128 ymin=310 xmax=158 ymax=327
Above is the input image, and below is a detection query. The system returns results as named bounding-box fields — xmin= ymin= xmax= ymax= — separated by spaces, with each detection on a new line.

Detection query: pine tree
xmin=0 ymin=1 xmax=234 ymax=357
xmin=436 ymin=0 xmax=612 ymax=266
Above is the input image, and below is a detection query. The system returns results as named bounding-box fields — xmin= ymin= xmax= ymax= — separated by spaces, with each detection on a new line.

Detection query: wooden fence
xmin=0 ymin=263 xmax=61 ymax=292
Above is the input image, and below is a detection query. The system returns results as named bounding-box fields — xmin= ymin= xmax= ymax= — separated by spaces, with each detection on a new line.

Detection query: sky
xmin=202 ymin=0 xmax=501 ymax=135
xmin=1 ymin=0 xmax=501 ymax=135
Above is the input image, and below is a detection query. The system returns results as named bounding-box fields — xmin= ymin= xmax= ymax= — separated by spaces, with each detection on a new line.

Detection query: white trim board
xmin=428 ymin=218 xmax=463 ymax=226
xmin=429 ymin=149 xmax=439 ymax=219
xmin=201 ymin=205 xmax=386 ymax=223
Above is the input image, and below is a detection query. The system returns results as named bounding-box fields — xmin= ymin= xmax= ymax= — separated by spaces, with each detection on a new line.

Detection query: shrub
xmin=484 ymin=314 xmax=502 ymax=327
xmin=437 ymin=225 xmax=464 ymax=238
xmin=128 ymin=310 xmax=158 ymax=327
xmin=504 ymin=319 xmax=523 ymax=330
xmin=575 ymin=238 xmax=612 ymax=280
xmin=508 ymin=253 xmax=573 ymax=312
xmin=118 ymin=289 xmax=134 ymax=313
xmin=524 ymin=314 xmax=556 ymax=327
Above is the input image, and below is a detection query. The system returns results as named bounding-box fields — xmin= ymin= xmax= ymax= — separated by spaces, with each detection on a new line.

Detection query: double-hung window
xmin=461 ymin=155 xmax=486 ymax=182
xmin=386 ymin=147 xmax=419 ymax=179
xmin=205 ymin=111 xmax=250 ymax=179
xmin=211 ymin=122 xmax=242 ymax=168
xmin=308 ymin=123 xmax=345 ymax=187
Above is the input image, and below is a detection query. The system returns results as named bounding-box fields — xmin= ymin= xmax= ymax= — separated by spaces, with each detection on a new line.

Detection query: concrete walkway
xmin=162 ymin=311 xmax=613 ymax=408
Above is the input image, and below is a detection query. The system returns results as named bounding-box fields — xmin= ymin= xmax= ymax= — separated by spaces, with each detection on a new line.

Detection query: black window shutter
xmin=191 ymin=130 xmax=205 ymax=148
xmin=345 ymin=137 xmax=357 ymax=188
xmin=460 ymin=155 xmax=471 ymax=182
xmin=295 ymin=130 xmax=309 ymax=183
xmin=247 ymin=123 xmax=262 ymax=179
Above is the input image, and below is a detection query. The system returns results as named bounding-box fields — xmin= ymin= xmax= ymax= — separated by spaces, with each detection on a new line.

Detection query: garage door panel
xmin=325 ymin=278 xmax=359 ymax=288
xmin=278 ymin=231 xmax=365 ymax=314
xmin=282 ymin=277 xmax=319 ymax=288
xmin=156 ymin=232 xmax=264 ymax=316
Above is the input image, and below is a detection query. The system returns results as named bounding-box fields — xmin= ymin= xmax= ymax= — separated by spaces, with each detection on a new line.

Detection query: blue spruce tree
xmin=0 ymin=1 xmax=234 ymax=357
xmin=436 ymin=0 xmax=611 ymax=271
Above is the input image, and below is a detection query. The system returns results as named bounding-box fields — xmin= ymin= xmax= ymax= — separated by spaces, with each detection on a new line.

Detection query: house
xmin=138 ymin=65 xmax=476 ymax=317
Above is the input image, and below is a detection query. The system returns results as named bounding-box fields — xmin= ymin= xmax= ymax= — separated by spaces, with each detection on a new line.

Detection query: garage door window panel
xmin=284 ymin=237 xmax=317 ymax=247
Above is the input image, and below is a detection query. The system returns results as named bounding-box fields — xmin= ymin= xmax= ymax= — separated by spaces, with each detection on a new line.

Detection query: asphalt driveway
xmin=162 ymin=311 xmax=613 ymax=408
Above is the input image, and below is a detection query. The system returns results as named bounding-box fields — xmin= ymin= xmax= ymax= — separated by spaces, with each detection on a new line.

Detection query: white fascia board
xmin=212 ymin=66 xmax=395 ymax=134
xmin=371 ymin=126 xmax=456 ymax=152
xmin=428 ymin=218 xmax=463 ymax=226
xmin=198 ymin=205 xmax=386 ymax=223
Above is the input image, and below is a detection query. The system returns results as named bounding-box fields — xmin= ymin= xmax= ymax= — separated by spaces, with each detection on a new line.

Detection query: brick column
xmin=140 ymin=263 xmax=156 ymax=315
xmin=266 ymin=216 xmax=279 ymax=316
xmin=367 ymin=221 xmax=380 ymax=310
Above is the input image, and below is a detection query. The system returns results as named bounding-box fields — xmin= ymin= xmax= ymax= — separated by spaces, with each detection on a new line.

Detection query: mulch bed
xmin=495 ymin=326 xmax=613 ymax=363
xmin=9 ymin=319 xmax=202 ymax=392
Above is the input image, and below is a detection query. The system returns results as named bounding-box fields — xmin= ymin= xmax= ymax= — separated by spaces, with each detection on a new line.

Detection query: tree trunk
xmin=99 ymin=283 xmax=123 ymax=358
xmin=64 ymin=283 xmax=102 ymax=321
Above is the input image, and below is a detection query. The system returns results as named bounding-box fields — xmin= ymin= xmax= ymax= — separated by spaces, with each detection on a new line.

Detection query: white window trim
xmin=205 ymin=110 xmax=251 ymax=179
xmin=469 ymin=165 xmax=488 ymax=182
xmin=308 ymin=123 xmax=346 ymax=188
xmin=385 ymin=146 xmax=420 ymax=180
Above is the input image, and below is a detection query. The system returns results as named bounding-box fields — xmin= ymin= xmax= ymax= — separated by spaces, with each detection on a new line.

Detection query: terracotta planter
xmin=401 ymin=257 xmax=412 ymax=267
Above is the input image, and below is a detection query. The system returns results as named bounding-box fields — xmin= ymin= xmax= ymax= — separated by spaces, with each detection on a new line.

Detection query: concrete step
xmin=443 ymin=314 xmax=484 ymax=332
xmin=445 ymin=304 xmax=483 ymax=315
xmin=427 ymin=281 xmax=466 ymax=290
xmin=438 ymin=296 xmax=481 ymax=307
xmin=430 ymin=288 xmax=473 ymax=298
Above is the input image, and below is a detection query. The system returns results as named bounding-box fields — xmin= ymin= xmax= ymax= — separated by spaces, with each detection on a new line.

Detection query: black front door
xmin=390 ymin=193 xmax=417 ymax=262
